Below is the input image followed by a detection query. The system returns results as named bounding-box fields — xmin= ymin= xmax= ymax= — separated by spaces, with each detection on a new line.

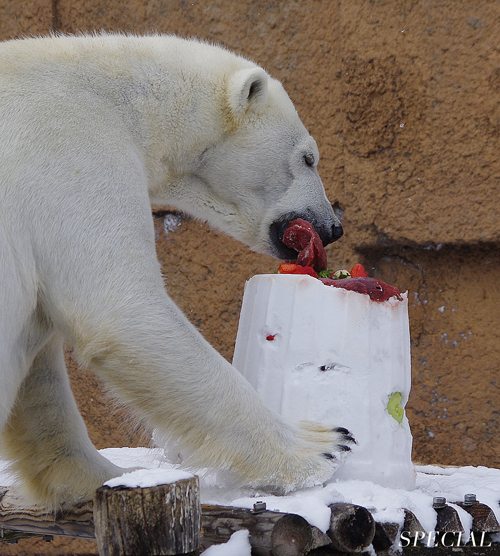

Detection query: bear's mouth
xmin=269 ymin=211 xmax=343 ymax=261
xmin=269 ymin=212 xmax=322 ymax=260
xmin=269 ymin=217 xmax=300 ymax=260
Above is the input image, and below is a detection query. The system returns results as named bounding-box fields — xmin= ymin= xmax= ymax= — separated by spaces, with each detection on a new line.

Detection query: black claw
xmin=333 ymin=427 xmax=356 ymax=445
xmin=322 ymin=452 xmax=337 ymax=460
xmin=339 ymin=444 xmax=352 ymax=452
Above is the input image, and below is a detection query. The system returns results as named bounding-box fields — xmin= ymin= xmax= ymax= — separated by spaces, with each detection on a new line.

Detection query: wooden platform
xmin=1 ymin=486 xmax=499 ymax=555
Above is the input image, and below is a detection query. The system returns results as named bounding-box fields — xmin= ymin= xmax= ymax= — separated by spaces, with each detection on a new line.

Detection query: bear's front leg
xmin=73 ymin=292 xmax=354 ymax=494
xmin=32 ymin=183 xmax=353 ymax=497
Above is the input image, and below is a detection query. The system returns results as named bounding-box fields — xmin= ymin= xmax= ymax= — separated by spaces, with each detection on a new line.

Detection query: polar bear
xmin=0 ymin=33 xmax=352 ymax=506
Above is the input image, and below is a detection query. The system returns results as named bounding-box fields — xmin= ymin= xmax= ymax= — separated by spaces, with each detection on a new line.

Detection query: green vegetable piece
xmin=318 ymin=269 xmax=333 ymax=278
xmin=387 ymin=392 xmax=404 ymax=424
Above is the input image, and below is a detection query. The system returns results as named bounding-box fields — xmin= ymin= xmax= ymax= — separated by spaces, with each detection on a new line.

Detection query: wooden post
xmin=94 ymin=475 xmax=200 ymax=556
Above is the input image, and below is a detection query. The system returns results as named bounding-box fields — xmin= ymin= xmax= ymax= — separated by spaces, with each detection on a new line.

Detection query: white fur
xmin=0 ymin=33 xmax=348 ymax=505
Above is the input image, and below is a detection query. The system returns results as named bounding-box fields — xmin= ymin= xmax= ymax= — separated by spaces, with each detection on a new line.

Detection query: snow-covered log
xmin=200 ymin=504 xmax=331 ymax=555
xmin=94 ymin=476 xmax=201 ymax=556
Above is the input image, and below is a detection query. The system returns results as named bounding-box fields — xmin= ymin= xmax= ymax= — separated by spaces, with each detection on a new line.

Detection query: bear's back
xmin=0 ymin=34 xmax=258 ymax=85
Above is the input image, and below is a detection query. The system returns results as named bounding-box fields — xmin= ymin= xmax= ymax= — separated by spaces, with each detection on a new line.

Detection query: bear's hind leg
xmin=1 ymin=333 xmax=125 ymax=506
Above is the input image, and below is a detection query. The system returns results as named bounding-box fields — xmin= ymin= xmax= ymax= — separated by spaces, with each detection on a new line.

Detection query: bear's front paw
xmin=287 ymin=421 xmax=356 ymax=490
xmin=321 ymin=426 xmax=356 ymax=458
xmin=297 ymin=421 xmax=355 ymax=448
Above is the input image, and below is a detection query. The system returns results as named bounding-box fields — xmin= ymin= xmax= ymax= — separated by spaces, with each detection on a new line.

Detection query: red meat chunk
xmin=319 ymin=276 xmax=402 ymax=302
xmin=282 ymin=219 xmax=327 ymax=272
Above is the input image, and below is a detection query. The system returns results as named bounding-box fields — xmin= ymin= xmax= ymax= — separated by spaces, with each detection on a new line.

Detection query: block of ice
xmin=233 ymin=274 xmax=416 ymax=490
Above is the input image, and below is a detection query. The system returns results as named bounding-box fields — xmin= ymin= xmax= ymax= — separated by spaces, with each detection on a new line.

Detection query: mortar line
xmin=52 ymin=0 xmax=61 ymax=33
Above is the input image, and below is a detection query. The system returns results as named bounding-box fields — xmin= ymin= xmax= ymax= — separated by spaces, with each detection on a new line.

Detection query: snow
xmin=104 ymin=467 xmax=193 ymax=489
xmin=0 ymin=448 xmax=499 ymax=546
xmin=200 ymin=530 xmax=251 ymax=556
xmin=162 ymin=212 xmax=182 ymax=237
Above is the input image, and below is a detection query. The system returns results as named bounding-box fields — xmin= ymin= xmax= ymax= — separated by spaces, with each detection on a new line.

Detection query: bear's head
xmin=218 ymin=66 xmax=340 ymax=260
xmin=163 ymin=62 xmax=342 ymax=262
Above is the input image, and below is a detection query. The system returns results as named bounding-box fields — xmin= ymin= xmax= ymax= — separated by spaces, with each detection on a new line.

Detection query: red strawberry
xmin=278 ymin=263 xmax=318 ymax=278
xmin=278 ymin=263 xmax=302 ymax=273
xmin=350 ymin=263 xmax=368 ymax=278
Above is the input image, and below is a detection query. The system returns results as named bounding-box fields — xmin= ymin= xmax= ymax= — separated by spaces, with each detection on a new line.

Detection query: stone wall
xmin=1 ymin=6 xmax=499 ymax=552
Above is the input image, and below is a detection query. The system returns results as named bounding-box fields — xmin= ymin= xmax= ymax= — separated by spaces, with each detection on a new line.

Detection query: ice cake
xmin=232 ymin=272 xmax=416 ymax=489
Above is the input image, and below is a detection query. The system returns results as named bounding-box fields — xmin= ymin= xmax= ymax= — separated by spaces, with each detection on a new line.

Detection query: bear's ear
xmin=227 ymin=68 xmax=269 ymax=119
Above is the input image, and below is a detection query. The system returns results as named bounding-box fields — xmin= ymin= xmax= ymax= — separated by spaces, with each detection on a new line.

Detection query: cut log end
xmin=328 ymin=502 xmax=375 ymax=552
xmin=271 ymin=513 xmax=314 ymax=556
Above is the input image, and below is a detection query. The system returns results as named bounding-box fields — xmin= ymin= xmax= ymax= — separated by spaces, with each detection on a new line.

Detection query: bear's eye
xmin=303 ymin=153 xmax=315 ymax=167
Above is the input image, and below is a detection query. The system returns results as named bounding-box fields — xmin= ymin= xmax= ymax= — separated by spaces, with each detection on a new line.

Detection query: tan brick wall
xmin=0 ymin=0 xmax=53 ymax=38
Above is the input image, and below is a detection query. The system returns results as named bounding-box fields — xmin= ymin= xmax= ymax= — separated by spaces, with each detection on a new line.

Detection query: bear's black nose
xmin=319 ymin=222 xmax=342 ymax=246
xmin=331 ymin=222 xmax=343 ymax=242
